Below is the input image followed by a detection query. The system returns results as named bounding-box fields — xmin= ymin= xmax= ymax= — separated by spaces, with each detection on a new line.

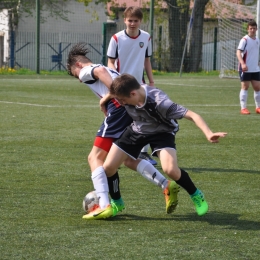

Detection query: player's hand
xmin=99 ymin=98 xmax=107 ymax=116
xmin=242 ymin=64 xmax=248 ymax=72
xmin=207 ymin=132 xmax=227 ymax=143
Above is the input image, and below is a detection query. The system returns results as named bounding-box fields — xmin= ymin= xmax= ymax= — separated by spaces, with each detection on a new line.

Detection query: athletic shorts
xmin=96 ymin=100 xmax=132 ymax=139
xmin=239 ymin=71 xmax=260 ymax=81
xmin=114 ymin=126 xmax=176 ymax=159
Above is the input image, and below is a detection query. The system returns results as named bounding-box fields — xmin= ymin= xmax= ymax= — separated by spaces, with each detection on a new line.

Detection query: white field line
xmin=0 ymin=100 xmax=98 ymax=108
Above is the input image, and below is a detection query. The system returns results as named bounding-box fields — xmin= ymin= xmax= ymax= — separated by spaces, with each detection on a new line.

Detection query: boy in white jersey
xmin=83 ymin=74 xmax=227 ymax=220
xmin=66 ymin=43 xmax=179 ymax=219
xmin=236 ymin=20 xmax=260 ymax=115
xmin=107 ymin=6 xmax=156 ymax=165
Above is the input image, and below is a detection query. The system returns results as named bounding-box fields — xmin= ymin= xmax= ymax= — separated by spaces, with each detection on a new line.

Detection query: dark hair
xmin=66 ymin=43 xmax=92 ymax=76
xmin=110 ymin=73 xmax=140 ymax=97
xmin=247 ymin=19 xmax=257 ymax=28
xmin=123 ymin=6 xmax=143 ymax=20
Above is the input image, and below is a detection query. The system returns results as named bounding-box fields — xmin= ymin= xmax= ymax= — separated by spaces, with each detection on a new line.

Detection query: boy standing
xmin=236 ymin=20 xmax=260 ymax=114
xmin=84 ymin=74 xmax=227 ymax=220
xmin=107 ymin=6 xmax=156 ymax=165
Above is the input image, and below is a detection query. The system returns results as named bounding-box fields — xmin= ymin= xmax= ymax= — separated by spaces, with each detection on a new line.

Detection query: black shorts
xmin=239 ymin=71 xmax=260 ymax=81
xmin=114 ymin=126 xmax=176 ymax=159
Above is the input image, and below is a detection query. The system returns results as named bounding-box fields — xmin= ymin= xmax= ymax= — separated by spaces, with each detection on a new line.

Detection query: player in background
xmin=236 ymin=19 xmax=260 ymax=115
xmin=107 ymin=6 xmax=156 ymax=165
xmin=66 ymin=43 xmax=179 ymax=218
xmin=83 ymin=73 xmax=227 ymax=220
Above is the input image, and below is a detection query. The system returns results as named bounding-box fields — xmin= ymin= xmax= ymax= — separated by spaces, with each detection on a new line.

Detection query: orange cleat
xmin=255 ymin=108 xmax=260 ymax=114
xmin=240 ymin=108 xmax=250 ymax=115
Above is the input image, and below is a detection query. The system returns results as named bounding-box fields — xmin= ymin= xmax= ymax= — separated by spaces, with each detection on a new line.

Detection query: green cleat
xmin=163 ymin=180 xmax=180 ymax=214
xmin=111 ymin=198 xmax=125 ymax=216
xmin=82 ymin=205 xmax=115 ymax=220
xmin=191 ymin=189 xmax=208 ymax=216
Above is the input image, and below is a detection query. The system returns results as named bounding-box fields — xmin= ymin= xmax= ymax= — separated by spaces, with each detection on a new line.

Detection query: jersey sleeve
xmin=146 ymin=36 xmax=152 ymax=57
xmin=107 ymin=35 xmax=118 ymax=58
xmin=79 ymin=66 xmax=95 ymax=82
xmin=237 ymin=37 xmax=247 ymax=51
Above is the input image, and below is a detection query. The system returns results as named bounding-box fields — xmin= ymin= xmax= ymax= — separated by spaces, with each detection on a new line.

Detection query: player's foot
xmin=82 ymin=205 xmax=115 ymax=220
xmin=190 ymin=189 xmax=208 ymax=216
xmin=139 ymin=152 xmax=157 ymax=165
xmin=163 ymin=180 xmax=180 ymax=214
xmin=240 ymin=108 xmax=250 ymax=115
xmin=255 ymin=107 xmax=260 ymax=114
xmin=111 ymin=198 xmax=125 ymax=216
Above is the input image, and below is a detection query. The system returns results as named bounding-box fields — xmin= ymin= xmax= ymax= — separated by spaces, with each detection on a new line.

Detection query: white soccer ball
xmin=82 ymin=191 xmax=99 ymax=213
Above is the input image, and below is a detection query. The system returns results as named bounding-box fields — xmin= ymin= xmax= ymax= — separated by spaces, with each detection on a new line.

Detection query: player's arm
xmin=93 ymin=66 xmax=113 ymax=115
xmin=183 ymin=110 xmax=227 ymax=143
xmin=144 ymin=57 xmax=154 ymax=87
xmin=107 ymin=57 xmax=117 ymax=70
xmin=236 ymin=49 xmax=247 ymax=71
xmin=93 ymin=66 xmax=113 ymax=88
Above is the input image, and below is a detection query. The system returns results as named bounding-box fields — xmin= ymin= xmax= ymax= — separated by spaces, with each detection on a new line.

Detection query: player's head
xmin=67 ymin=43 xmax=92 ymax=78
xmin=110 ymin=74 xmax=140 ymax=105
xmin=247 ymin=20 xmax=257 ymax=29
xmin=247 ymin=20 xmax=257 ymax=37
xmin=123 ymin=6 xmax=143 ymax=20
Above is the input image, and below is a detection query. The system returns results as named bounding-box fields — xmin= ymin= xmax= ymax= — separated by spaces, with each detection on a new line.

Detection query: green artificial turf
xmin=0 ymin=74 xmax=259 ymax=259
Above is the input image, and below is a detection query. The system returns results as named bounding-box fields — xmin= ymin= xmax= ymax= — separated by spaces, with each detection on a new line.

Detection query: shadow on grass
xmin=154 ymin=166 xmax=260 ymax=175
xmin=112 ymin=211 xmax=260 ymax=231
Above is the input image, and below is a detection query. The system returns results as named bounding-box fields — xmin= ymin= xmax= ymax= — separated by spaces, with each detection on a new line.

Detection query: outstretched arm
xmin=184 ymin=110 xmax=227 ymax=143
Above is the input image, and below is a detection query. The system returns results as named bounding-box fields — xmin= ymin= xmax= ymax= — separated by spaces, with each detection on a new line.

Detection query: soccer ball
xmin=82 ymin=191 xmax=99 ymax=213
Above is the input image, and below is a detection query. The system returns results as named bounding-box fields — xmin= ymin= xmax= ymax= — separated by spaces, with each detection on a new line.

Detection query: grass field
xmin=1 ymin=74 xmax=260 ymax=259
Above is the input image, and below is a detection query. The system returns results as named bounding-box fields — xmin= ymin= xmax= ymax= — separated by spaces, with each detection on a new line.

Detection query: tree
xmin=187 ymin=0 xmax=209 ymax=72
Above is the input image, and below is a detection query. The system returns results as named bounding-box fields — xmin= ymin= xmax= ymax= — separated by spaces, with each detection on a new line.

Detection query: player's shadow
xmin=111 ymin=211 xmax=260 ymax=231
xmin=155 ymin=166 xmax=260 ymax=175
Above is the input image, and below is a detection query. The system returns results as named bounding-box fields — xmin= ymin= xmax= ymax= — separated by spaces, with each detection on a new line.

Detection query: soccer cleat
xmin=111 ymin=198 xmax=125 ymax=216
xmin=138 ymin=152 xmax=157 ymax=165
xmin=82 ymin=205 xmax=115 ymax=220
xmin=190 ymin=190 xmax=208 ymax=216
xmin=240 ymin=108 xmax=250 ymax=115
xmin=256 ymin=107 xmax=260 ymax=114
xmin=163 ymin=180 xmax=180 ymax=214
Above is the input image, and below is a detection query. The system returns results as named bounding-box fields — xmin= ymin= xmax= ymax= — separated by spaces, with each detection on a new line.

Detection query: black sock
xmin=176 ymin=168 xmax=197 ymax=195
xmin=107 ymin=171 xmax=121 ymax=200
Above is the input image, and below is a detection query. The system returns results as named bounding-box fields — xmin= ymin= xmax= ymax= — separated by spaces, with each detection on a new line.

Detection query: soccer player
xmin=107 ymin=6 xmax=156 ymax=165
xmin=83 ymin=73 xmax=227 ymax=220
xmin=236 ymin=19 xmax=260 ymax=115
xmin=66 ymin=43 xmax=179 ymax=218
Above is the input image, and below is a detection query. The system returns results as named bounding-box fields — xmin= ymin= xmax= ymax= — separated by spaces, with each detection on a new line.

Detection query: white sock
xmin=136 ymin=159 xmax=168 ymax=189
xmin=91 ymin=166 xmax=110 ymax=209
xmin=254 ymin=91 xmax=260 ymax=108
xmin=240 ymin=89 xmax=248 ymax=109
xmin=141 ymin=144 xmax=149 ymax=153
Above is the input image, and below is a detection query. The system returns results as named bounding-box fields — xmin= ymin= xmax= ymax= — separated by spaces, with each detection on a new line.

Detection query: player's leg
xmin=138 ymin=144 xmax=157 ymax=165
xmin=158 ymin=148 xmax=208 ymax=216
xmin=251 ymin=74 xmax=260 ymax=113
xmin=124 ymin=157 xmax=178 ymax=214
xmin=239 ymin=71 xmax=251 ymax=114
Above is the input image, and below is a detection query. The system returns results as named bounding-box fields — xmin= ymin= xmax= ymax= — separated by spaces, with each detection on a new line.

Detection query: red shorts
xmin=93 ymin=136 xmax=114 ymax=153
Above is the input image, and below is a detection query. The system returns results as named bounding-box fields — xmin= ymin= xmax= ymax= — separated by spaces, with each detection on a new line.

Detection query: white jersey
xmin=107 ymin=29 xmax=152 ymax=83
xmin=237 ymin=35 xmax=260 ymax=72
xmin=79 ymin=64 xmax=119 ymax=99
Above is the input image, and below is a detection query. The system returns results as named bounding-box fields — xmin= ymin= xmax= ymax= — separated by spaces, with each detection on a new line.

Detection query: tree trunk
xmin=166 ymin=0 xmax=190 ymax=72
xmin=187 ymin=0 xmax=209 ymax=72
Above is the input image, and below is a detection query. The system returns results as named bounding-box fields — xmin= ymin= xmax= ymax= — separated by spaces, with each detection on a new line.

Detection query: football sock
xmin=141 ymin=144 xmax=149 ymax=153
xmin=254 ymin=91 xmax=260 ymax=108
xmin=137 ymin=159 xmax=168 ymax=189
xmin=239 ymin=89 xmax=248 ymax=109
xmin=91 ymin=166 xmax=110 ymax=209
xmin=176 ymin=168 xmax=197 ymax=195
xmin=107 ymin=171 xmax=121 ymax=200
